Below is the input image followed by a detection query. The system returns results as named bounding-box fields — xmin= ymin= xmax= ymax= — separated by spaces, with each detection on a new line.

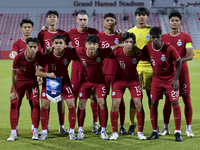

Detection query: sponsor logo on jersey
xmin=63 ymin=59 xmax=68 ymax=65
xmin=49 ymin=80 xmax=59 ymax=89
xmin=79 ymin=93 xmax=82 ymax=97
xmin=132 ymin=58 xmax=137 ymax=64
xmin=177 ymin=39 xmax=182 ymax=46
xmin=161 ymin=55 xmax=166 ymax=61
xmin=96 ymin=57 xmax=101 ymax=62
xmin=20 ymin=66 xmax=26 ymax=71
xmin=146 ymin=33 xmax=150 ymax=40
xmin=19 ymin=48 xmax=24 ymax=52
xmin=102 ymin=41 xmax=107 ymax=43
xmin=114 ymin=38 xmax=119 ymax=44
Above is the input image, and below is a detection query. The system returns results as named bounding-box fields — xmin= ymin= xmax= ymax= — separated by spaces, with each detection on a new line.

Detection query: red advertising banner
xmin=0 ymin=51 xmax=12 ymax=59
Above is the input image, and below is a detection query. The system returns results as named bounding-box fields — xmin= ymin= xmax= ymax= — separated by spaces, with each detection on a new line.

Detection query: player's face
xmin=123 ymin=38 xmax=135 ymax=52
xmin=52 ymin=39 xmax=66 ymax=52
xmin=103 ymin=17 xmax=116 ymax=30
xmin=47 ymin=14 xmax=58 ymax=26
xmin=135 ymin=14 xmax=148 ymax=24
xmin=76 ymin=14 xmax=89 ymax=28
xmin=20 ymin=23 xmax=33 ymax=36
xmin=26 ymin=42 xmax=38 ymax=56
xmin=85 ymin=42 xmax=99 ymax=53
xmin=150 ymin=35 xmax=161 ymax=45
xmin=169 ymin=16 xmax=181 ymax=30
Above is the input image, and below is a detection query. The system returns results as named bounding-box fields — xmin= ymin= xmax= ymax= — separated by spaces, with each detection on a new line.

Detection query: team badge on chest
xmin=132 ymin=58 xmax=137 ymax=64
xmin=146 ymin=33 xmax=150 ymax=40
xmin=34 ymin=62 xmax=38 ymax=68
xmin=63 ymin=59 xmax=68 ymax=65
xmin=96 ymin=57 xmax=101 ymax=62
xmin=177 ymin=39 xmax=182 ymax=46
xmin=114 ymin=38 xmax=119 ymax=44
xmin=161 ymin=55 xmax=166 ymax=61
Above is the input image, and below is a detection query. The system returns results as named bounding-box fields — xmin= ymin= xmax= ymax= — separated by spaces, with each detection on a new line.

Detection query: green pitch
xmin=0 ymin=59 xmax=200 ymax=150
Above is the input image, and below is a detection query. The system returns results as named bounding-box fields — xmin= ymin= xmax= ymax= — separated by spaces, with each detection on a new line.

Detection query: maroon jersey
xmin=37 ymin=29 xmax=70 ymax=53
xmin=162 ymin=32 xmax=193 ymax=72
xmin=12 ymin=51 xmax=42 ymax=84
xmin=12 ymin=38 xmax=42 ymax=54
xmin=144 ymin=43 xmax=180 ymax=82
xmin=76 ymin=47 xmax=112 ymax=82
xmin=39 ymin=48 xmax=77 ymax=78
xmin=68 ymin=28 xmax=99 ymax=71
xmin=110 ymin=47 xmax=147 ymax=80
xmin=97 ymin=32 xmax=122 ymax=75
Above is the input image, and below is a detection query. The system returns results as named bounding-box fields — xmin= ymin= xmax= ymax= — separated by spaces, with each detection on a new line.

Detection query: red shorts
xmin=111 ymin=79 xmax=142 ymax=99
xmin=10 ymin=85 xmax=32 ymax=100
xmin=151 ymin=79 xmax=179 ymax=102
xmin=179 ymin=69 xmax=191 ymax=96
xmin=11 ymin=82 xmax=39 ymax=103
xmin=71 ymin=70 xmax=82 ymax=92
xmin=78 ymin=80 xmax=106 ymax=99
xmin=41 ymin=77 xmax=75 ymax=100
xmin=105 ymin=74 xmax=115 ymax=95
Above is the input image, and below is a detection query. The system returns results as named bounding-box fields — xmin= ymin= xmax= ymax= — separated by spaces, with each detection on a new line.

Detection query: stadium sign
xmin=73 ymin=1 xmax=144 ymax=7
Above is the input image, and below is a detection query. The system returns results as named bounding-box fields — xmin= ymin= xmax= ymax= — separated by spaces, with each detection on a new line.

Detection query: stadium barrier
xmin=0 ymin=51 xmax=12 ymax=59
xmin=193 ymin=49 xmax=200 ymax=59
xmin=0 ymin=50 xmax=200 ymax=59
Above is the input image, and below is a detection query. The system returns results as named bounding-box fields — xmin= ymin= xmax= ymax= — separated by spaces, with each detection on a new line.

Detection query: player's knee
xmin=79 ymin=100 xmax=86 ymax=109
xmin=11 ymin=99 xmax=18 ymax=109
xmin=171 ymin=101 xmax=179 ymax=106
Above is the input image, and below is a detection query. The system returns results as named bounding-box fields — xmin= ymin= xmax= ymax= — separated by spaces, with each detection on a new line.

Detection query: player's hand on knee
xmin=171 ymin=79 xmax=179 ymax=91
xmin=10 ymin=92 xmax=18 ymax=101
xmin=47 ymin=72 xmax=56 ymax=78
xmin=41 ymin=26 xmax=48 ymax=31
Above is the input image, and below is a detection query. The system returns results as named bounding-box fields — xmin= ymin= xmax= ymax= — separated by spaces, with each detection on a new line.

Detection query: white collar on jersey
xmin=24 ymin=50 xmax=36 ymax=61
xmin=47 ymin=29 xmax=58 ymax=34
xmin=105 ymin=31 xmax=115 ymax=36
xmin=152 ymin=42 xmax=164 ymax=51
xmin=123 ymin=47 xmax=134 ymax=56
xmin=169 ymin=31 xmax=182 ymax=37
xmin=86 ymin=48 xmax=98 ymax=57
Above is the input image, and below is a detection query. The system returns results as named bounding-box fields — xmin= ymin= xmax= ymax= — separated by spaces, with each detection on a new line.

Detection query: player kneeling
xmin=36 ymin=34 xmax=77 ymax=140
xmin=109 ymin=32 xmax=147 ymax=140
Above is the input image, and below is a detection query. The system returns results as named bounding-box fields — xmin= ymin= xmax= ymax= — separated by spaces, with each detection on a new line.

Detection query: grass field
xmin=0 ymin=59 xmax=200 ymax=150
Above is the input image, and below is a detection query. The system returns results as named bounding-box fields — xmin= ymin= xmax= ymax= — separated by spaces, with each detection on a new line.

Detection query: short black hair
xmin=20 ymin=19 xmax=34 ymax=27
xmin=122 ymin=32 xmax=136 ymax=42
xmin=103 ymin=13 xmax=116 ymax=20
xmin=46 ymin=10 xmax=59 ymax=18
xmin=26 ymin=37 xmax=39 ymax=45
xmin=150 ymin=26 xmax=162 ymax=36
xmin=169 ymin=11 xmax=182 ymax=20
xmin=52 ymin=34 xmax=65 ymax=42
xmin=85 ymin=35 xmax=99 ymax=43
xmin=78 ymin=10 xmax=89 ymax=17
xmin=135 ymin=7 xmax=150 ymax=16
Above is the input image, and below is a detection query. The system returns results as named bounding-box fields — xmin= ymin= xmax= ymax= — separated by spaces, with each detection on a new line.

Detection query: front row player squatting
xmin=36 ymin=34 xmax=77 ymax=140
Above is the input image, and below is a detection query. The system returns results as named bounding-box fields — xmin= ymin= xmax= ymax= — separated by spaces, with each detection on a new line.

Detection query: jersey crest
xmin=146 ymin=33 xmax=150 ymax=40
xmin=63 ymin=59 xmax=68 ymax=65
xmin=114 ymin=38 xmax=119 ymax=44
xmin=96 ymin=57 xmax=101 ymax=62
xmin=177 ymin=39 xmax=182 ymax=46
xmin=132 ymin=58 xmax=137 ymax=64
xmin=161 ymin=55 xmax=166 ymax=61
